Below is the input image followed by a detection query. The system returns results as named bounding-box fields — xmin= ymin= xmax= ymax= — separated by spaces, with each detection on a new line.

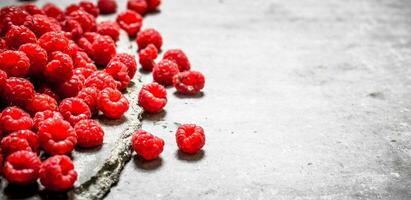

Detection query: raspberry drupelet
xmin=39 ymin=155 xmax=77 ymax=191
xmin=176 ymin=124 xmax=206 ymax=154
xmin=1 ymin=130 xmax=39 ymax=156
xmin=84 ymin=71 xmax=117 ymax=90
xmin=109 ymin=53 xmax=138 ymax=79
xmin=74 ymin=119 xmax=104 ymax=148
xmin=0 ymin=50 xmax=30 ymax=77
xmin=5 ymin=25 xmax=37 ymax=50
xmin=163 ymin=49 xmax=191 ymax=72
xmin=2 ymin=77 xmax=35 ymax=107
xmin=173 ymin=71 xmax=205 ymax=95
xmin=116 ymin=10 xmax=143 ymax=37
xmin=97 ymin=87 xmax=129 ymax=119
xmin=132 ymin=130 xmax=164 ymax=160
xmin=139 ymin=44 xmax=158 ymax=71
xmin=153 ymin=59 xmax=180 ymax=86
xmin=38 ymin=117 xmax=77 ymax=155
xmin=138 ymin=82 xmax=167 ymax=113
xmin=136 ymin=28 xmax=163 ymax=51
xmin=3 ymin=150 xmax=41 ymax=185
xmin=25 ymin=93 xmax=58 ymax=114
xmin=59 ymin=97 xmax=92 ymax=125
xmin=104 ymin=61 xmax=131 ymax=91
xmin=98 ymin=0 xmax=117 ymax=14
xmin=0 ymin=69 xmax=7 ymax=86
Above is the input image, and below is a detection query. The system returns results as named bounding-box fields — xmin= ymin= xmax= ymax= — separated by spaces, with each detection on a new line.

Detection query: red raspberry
xmin=18 ymin=43 xmax=48 ymax=77
xmin=98 ymin=0 xmax=117 ymax=14
xmin=65 ymin=4 xmax=82 ymax=15
xmin=0 ymin=6 xmax=33 ymax=35
xmin=116 ymin=10 xmax=143 ymax=37
xmin=44 ymin=51 xmax=74 ymax=83
xmin=42 ymin=3 xmax=65 ymax=21
xmin=25 ymin=93 xmax=58 ymax=114
xmin=77 ymin=87 xmax=99 ymax=114
xmin=3 ymin=150 xmax=41 ymax=185
xmin=73 ymin=51 xmax=97 ymax=70
xmin=96 ymin=21 xmax=120 ymax=41
xmin=38 ymin=31 xmax=69 ymax=54
xmin=176 ymin=124 xmax=205 ymax=154
xmin=2 ymin=77 xmax=35 ymax=107
xmin=79 ymin=1 xmax=100 ymax=17
xmin=127 ymin=0 xmax=147 ymax=15
xmin=38 ymin=117 xmax=77 ymax=155
xmin=138 ymin=82 xmax=167 ymax=113
xmin=39 ymin=155 xmax=77 ymax=191
xmin=132 ymin=130 xmax=164 ymax=160
xmin=137 ymin=28 xmax=162 ymax=50
xmin=5 ymin=25 xmax=37 ymax=50
xmin=104 ymin=61 xmax=131 ymax=91
xmin=33 ymin=110 xmax=63 ymax=131
xmin=59 ymin=97 xmax=91 ymax=125
xmin=90 ymin=35 xmax=116 ymax=66
xmin=0 ymin=38 xmax=6 ymax=51
xmin=0 ymin=69 xmax=7 ymax=86
xmin=0 ymin=50 xmax=30 ymax=77
xmin=146 ymin=0 xmax=161 ymax=12
xmin=20 ymin=4 xmax=46 ymax=15
xmin=1 ymin=130 xmax=39 ymax=156
xmin=31 ymin=14 xmax=62 ymax=37
xmin=84 ymin=71 xmax=117 ymax=90
xmin=74 ymin=119 xmax=104 ymax=148
xmin=65 ymin=40 xmax=80 ymax=58
xmin=163 ymin=49 xmax=191 ymax=72
xmin=56 ymin=74 xmax=85 ymax=98
xmin=97 ymin=87 xmax=129 ymax=119
xmin=173 ymin=71 xmax=205 ymax=95
xmin=153 ymin=59 xmax=179 ymax=86
xmin=63 ymin=19 xmax=83 ymax=40
xmin=38 ymin=84 xmax=60 ymax=102
xmin=74 ymin=67 xmax=96 ymax=79
xmin=69 ymin=10 xmax=96 ymax=32
xmin=110 ymin=53 xmax=137 ymax=79
xmin=1 ymin=106 xmax=33 ymax=134
xmin=139 ymin=44 xmax=158 ymax=71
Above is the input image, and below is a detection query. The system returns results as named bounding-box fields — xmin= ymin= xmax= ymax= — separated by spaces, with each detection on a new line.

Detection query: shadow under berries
xmin=133 ymin=155 xmax=163 ymax=171
xmin=173 ymin=91 xmax=205 ymax=99
xmin=176 ymin=150 xmax=205 ymax=162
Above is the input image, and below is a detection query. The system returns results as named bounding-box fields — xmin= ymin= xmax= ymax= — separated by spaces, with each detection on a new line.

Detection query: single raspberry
xmin=69 ymin=9 xmax=96 ymax=32
xmin=146 ymin=0 xmax=161 ymax=12
xmin=1 ymin=106 xmax=33 ymax=134
xmin=25 ymin=93 xmax=58 ymax=114
xmin=138 ymin=82 xmax=167 ymax=113
xmin=132 ymin=130 xmax=164 ymax=160
xmin=63 ymin=19 xmax=83 ymax=41
xmin=73 ymin=51 xmax=97 ymax=72
xmin=127 ymin=0 xmax=148 ymax=15
xmin=38 ymin=117 xmax=77 ymax=155
xmin=42 ymin=3 xmax=65 ymax=21
xmin=0 ymin=6 xmax=33 ymax=35
xmin=77 ymin=87 xmax=99 ymax=114
xmin=56 ymin=74 xmax=85 ymax=98
xmin=1 ymin=130 xmax=39 ymax=156
xmin=44 ymin=51 xmax=74 ymax=83
xmin=39 ymin=155 xmax=77 ymax=191
xmin=38 ymin=84 xmax=60 ymax=102
xmin=116 ymin=10 xmax=143 ymax=37
xmin=0 ymin=50 xmax=30 ymax=77
xmin=3 ymin=150 xmax=41 ymax=185
xmin=137 ymin=28 xmax=162 ymax=50
xmin=20 ymin=4 xmax=46 ymax=15
xmin=33 ymin=110 xmax=63 ymax=131
xmin=176 ymin=124 xmax=205 ymax=154
xmin=59 ymin=97 xmax=91 ymax=125
xmin=0 ymin=69 xmax=7 ymax=86
xmin=5 ymin=25 xmax=37 ymax=50
xmin=2 ymin=77 xmax=35 ymax=107
xmin=163 ymin=49 xmax=191 ymax=72
xmin=74 ymin=67 xmax=96 ymax=79
xmin=31 ymin=14 xmax=62 ymax=37
xmin=18 ymin=43 xmax=48 ymax=77
xmin=139 ymin=44 xmax=158 ymax=71
xmin=109 ymin=53 xmax=137 ymax=79
xmin=98 ymin=0 xmax=117 ymax=14
xmin=90 ymin=35 xmax=116 ymax=66
xmin=97 ymin=87 xmax=129 ymax=119
xmin=65 ymin=4 xmax=82 ymax=15
xmin=79 ymin=1 xmax=100 ymax=17
xmin=173 ymin=71 xmax=205 ymax=95
xmin=74 ymin=119 xmax=104 ymax=148
xmin=153 ymin=59 xmax=179 ymax=86
xmin=84 ymin=71 xmax=117 ymax=90
xmin=104 ymin=61 xmax=131 ymax=91
xmin=38 ymin=31 xmax=69 ymax=54
xmin=96 ymin=21 xmax=120 ymax=41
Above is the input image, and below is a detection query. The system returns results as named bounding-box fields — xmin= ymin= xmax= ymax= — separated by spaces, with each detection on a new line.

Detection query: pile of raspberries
xmin=0 ymin=0 xmax=205 ymax=192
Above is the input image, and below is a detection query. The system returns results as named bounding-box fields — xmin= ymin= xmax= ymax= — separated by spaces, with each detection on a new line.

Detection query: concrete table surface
xmin=1 ymin=0 xmax=411 ymax=199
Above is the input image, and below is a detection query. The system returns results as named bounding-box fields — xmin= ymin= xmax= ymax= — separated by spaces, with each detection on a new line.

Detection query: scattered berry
xmin=59 ymin=97 xmax=91 ymax=125
xmin=97 ymin=87 xmax=129 ymax=119
xmin=18 ymin=43 xmax=48 ymax=77
xmin=39 ymin=155 xmax=77 ymax=191
xmin=110 ymin=53 xmax=137 ymax=79
xmin=96 ymin=21 xmax=120 ymax=41
xmin=3 ymin=150 xmax=41 ymax=185
xmin=20 ymin=4 xmax=45 ymax=15
xmin=176 ymin=124 xmax=205 ymax=154
xmin=153 ymin=59 xmax=179 ymax=86
xmin=25 ymin=93 xmax=58 ymax=114
xmin=44 ymin=51 xmax=74 ymax=83
xmin=139 ymin=44 xmax=158 ymax=71
xmin=77 ymin=87 xmax=99 ymax=114
xmin=56 ymin=74 xmax=85 ymax=98
xmin=163 ymin=49 xmax=191 ymax=71
xmin=0 ymin=6 xmax=33 ymax=35
xmin=1 ymin=106 xmax=33 ymax=134
xmin=146 ymin=0 xmax=161 ymax=12
xmin=5 ymin=25 xmax=37 ymax=50
xmin=137 ymin=28 xmax=163 ymax=50
xmin=1 ymin=130 xmax=39 ymax=156
xmin=31 ymin=14 xmax=62 ymax=37
xmin=38 ymin=117 xmax=77 ymax=155
xmin=69 ymin=9 xmax=96 ymax=32
xmin=98 ymin=0 xmax=117 ymax=14
xmin=127 ymin=0 xmax=147 ymax=15
xmin=173 ymin=71 xmax=205 ymax=95
xmin=132 ymin=130 xmax=164 ymax=160
xmin=116 ymin=10 xmax=143 ymax=37
xmin=138 ymin=82 xmax=167 ymax=113
xmin=74 ymin=119 xmax=104 ymax=148
xmin=0 ymin=50 xmax=30 ymax=77
xmin=38 ymin=31 xmax=69 ymax=54
xmin=42 ymin=3 xmax=65 ymax=21
xmin=79 ymin=1 xmax=100 ymax=17
xmin=90 ymin=35 xmax=116 ymax=66
xmin=104 ymin=61 xmax=131 ymax=91
xmin=2 ymin=77 xmax=35 ymax=106
xmin=84 ymin=71 xmax=117 ymax=90
xmin=33 ymin=110 xmax=63 ymax=131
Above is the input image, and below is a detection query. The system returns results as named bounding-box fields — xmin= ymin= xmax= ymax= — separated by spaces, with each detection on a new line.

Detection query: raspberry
xmin=176 ymin=124 xmax=205 ymax=154
xmin=110 ymin=53 xmax=137 ymax=79
xmin=63 ymin=19 xmax=83 ymax=40
xmin=20 ymin=4 xmax=45 ymax=15
xmin=42 ymin=3 xmax=65 ymax=21
xmin=163 ymin=49 xmax=191 ymax=72
xmin=97 ymin=87 xmax=129 ymax=119
xmin=38 ymin=31 xmax=69 ymax=54
xmin=0 ymin=6 xmax=33 ymax=35
xmin=38 ymin=117 xmax=77 ymax=155
xmin=69 ymin=9 xmax=96 ymax=32
xmin=84 ymin=71 xmax=117 ymax=90
xmin=59 ymin=97 xmax=91 ymax=125
xmin=0 ymin=69 xmax=7 ymax=86
xmin=77 ymin=87 xmax=99 ymax=114
xmin=65 ymin=40 xmax=80 ymax=58
xmin=3 ymin=150 xmax=41 ymax=185
xmin=173 ymin=71 xmax=205 ymax=95
xmin=139 ymin=44 xmax=158 ymax=71
xmin=146 ymin=0 xmax=161 ymax=12
xmin=39 ymin=155 xmax=77 ymax=191
xmin=0 ymin=50 xmax=30 ymax=77
xmin=137 ymin=28 xmax=162 ymax=50
xmin=74 ymin=67 xmax=96 ymax=79
xmin=1 ymin=130 xmax=39 ymax=156
xmin=73 ymin=51 xmax=97 ymax=70
xmin=65 ymin=4 xmax=82 ymax=16
xmin=127 ymin=0 xmax=148 ymax=15
xmin=25 ymin=93 xmax=58 ymax=114
xmin=79 ymin=1 xmax=100 ymax=17
xmin=116 ymin=10 xmax=143 ymax=37
xmin=0 ymin=38 xmax=6 ymax=51
xmin=2 ymin=77 xmax=34 ymax=107
xmin=90 ymin=35 xmax=116 ymax=66
xmin=74 ymin=119 xmax=104 ymax=148
xmin=5 ymin=25 xmax=37 ymax=50
xmin=33 ymin=110 xmax=63 ymax=131
xmin=18 ymin=43 xmax=48 ymax=77
xmin=56 ymin=74 xmax=85 ymax=98
xmin=138 ymin=82 xmax=167 ymax=113
xmin=44 ymin=51 xmax=74 ymax=83
xmin=96 ymin=21 xmax=120 ymax=41
xmin=98 ymin=0 xmax=117 ymax=14
xmin=31 ymin=14 xmax=62 ymax=37
xmin=153 ymin=59 xmax=179 ymax=86
xmin=1 ymin=106 xmax=33 ymax=134
xmin=132 ymin=130 xmax=164 ymax=160
xmin=38 ymin=84 xmax=60 ymax=102
xmin=104 ymin=61 xmax=131 ymax=91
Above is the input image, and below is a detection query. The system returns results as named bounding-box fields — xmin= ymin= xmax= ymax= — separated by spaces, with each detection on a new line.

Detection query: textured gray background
xmin=2 ymin=0 xmax=411 ymax=199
